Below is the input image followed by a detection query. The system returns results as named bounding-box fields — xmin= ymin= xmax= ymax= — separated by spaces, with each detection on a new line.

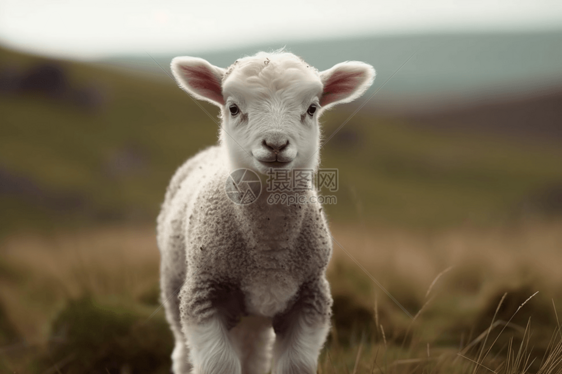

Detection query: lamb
xmin=157 ymin=51 xmax=375 ymax=374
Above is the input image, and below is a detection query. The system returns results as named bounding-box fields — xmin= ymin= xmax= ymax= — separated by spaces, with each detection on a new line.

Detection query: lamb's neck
xmin=236 ymin=193 xmax=308 ymax=251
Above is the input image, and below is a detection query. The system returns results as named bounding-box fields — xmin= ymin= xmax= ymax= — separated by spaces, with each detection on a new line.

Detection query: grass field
xmin=1 ymin=222 xmax=562 ymax=373
xmin=1 ymin=44 xmax=562 ymax=373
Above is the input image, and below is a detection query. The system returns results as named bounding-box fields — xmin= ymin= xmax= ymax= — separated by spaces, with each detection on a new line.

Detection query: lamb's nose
xmin=263 ymin=139 xmax=289 ymax=153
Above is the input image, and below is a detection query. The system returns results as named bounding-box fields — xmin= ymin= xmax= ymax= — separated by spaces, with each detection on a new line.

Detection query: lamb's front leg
xmin=272 ymin=277 xmax=332 ymax=374
xmin=180 ymin=280 xmax=245 ymax=374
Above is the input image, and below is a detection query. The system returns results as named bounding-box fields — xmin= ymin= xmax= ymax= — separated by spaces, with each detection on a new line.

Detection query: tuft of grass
xmin=0 ymin=225 xmax=160 ymax=339
xmin=0 ymin=300 xmax=18 ymax=346
xmin=41 ymin=296 xmax=173 ymax=374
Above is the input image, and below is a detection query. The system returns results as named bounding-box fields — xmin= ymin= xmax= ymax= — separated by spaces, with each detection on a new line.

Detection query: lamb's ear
xmin=171 ymin=57 xmax=226 ymax=107
xmin=319 ymin=61 xmax=375 ymax=109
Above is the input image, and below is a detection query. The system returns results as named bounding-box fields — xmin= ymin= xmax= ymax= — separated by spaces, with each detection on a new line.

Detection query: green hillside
xmin=0 ymin=46 xmax=217 ymax=232
xmin=321 ymin=114 xmax=562 ymax=225
xmin=1 ymin=45 xmax=561 ymax=233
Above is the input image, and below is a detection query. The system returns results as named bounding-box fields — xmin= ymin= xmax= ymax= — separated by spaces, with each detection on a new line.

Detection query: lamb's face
xmin=171 ymin=52 xmax=375 ymax=175
xmin=220 ymin=57 xmax=323 ymax=174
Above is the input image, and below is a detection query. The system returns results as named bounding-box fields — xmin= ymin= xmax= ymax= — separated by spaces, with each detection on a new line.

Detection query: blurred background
xmin=1 ymin=1 xmax=561 ymax=373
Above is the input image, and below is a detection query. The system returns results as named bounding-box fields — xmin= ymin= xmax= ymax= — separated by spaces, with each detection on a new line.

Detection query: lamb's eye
xmin=307 ymin=104 xmax=317 ymax=117
xmin=229 ymin=104 xmax=240 ymax=116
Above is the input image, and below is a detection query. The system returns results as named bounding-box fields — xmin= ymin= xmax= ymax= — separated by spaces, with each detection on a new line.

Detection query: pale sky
xmin=0 ymin=0 xmax=561 ymax=60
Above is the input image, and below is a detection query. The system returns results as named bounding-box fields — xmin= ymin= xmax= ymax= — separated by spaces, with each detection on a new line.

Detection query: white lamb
xmin=157 ymin=51 xmax=375 ymax=374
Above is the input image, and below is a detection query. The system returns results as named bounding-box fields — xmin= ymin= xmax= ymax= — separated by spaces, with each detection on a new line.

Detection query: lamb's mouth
xmin=257 ymin=160 xmax=292 ymax=168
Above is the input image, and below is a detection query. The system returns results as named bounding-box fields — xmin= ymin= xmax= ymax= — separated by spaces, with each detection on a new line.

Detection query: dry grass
xmin=0 ymin=225 xmax=160 ymax=340
xmin=0 ymin=220 xmax=561 ymax=373
xmin=329 ymin=220 xmax=562 ymax=313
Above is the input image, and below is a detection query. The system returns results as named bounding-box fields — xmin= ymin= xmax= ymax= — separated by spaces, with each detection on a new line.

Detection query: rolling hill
xmin=1 ymin=43 xmax=561 ymax=234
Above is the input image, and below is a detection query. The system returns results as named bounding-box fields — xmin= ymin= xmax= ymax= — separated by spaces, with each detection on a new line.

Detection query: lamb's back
xmin=156 ymin=145 xmax=227 ymax=254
